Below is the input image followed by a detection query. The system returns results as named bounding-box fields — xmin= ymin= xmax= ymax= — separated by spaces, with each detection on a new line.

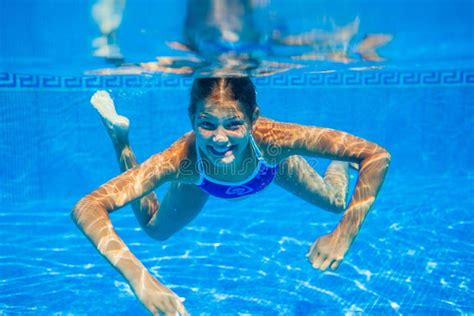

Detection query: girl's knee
xmin=143 ymin=226 xmax=175 ymax=241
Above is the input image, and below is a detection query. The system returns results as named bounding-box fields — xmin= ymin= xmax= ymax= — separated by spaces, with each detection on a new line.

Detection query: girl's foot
xmin=90 ymin=90 xmax=129 ymax=143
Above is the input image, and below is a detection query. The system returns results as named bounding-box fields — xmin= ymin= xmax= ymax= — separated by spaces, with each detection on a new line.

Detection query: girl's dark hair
xmin=188 ymin=78 xmax=257 ymax=121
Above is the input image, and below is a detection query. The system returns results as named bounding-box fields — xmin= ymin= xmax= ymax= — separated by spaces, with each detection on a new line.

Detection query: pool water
xmin=1 ymin=0 xmax=473 ymax=315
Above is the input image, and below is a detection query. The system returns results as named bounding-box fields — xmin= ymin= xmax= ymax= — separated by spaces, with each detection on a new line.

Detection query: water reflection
xmin=90 ymin=0 xmax=392 ymax=76
xmin=91 ymin=0 xmax=126 ymax=64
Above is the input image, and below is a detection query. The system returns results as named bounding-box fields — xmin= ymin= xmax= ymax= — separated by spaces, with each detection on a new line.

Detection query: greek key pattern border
xmin=1 ymin=70 xmax=473 ymax=89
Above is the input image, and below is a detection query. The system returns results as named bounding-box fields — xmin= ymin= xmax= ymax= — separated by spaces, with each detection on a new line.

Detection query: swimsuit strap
xmin=248 ymin=135 xmax=265 ymax=161
xmin=249 ymin=135 xmax=279 ymax=168
xmin=195 ymin=138 xmax=205 ymax=182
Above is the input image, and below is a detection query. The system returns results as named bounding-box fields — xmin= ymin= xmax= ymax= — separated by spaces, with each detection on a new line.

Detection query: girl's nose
xmin=212 ymin=126 xmax=228 ymax=143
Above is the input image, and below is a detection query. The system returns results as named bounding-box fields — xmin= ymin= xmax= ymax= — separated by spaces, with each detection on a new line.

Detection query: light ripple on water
xmin=1 ymin=176 xmax=473 ymax=313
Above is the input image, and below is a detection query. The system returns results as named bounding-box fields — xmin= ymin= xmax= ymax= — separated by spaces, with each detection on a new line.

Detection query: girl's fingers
xmin=307 ymin=241 xmax=320 ymax=259
xmin=320 ymin=258 xmax=333 ymax=271
xmin=330 ymin=259 xmax=341 ymax=271
xmin=308 ymin=249 xmax=319 ymax=262
xmin=308 ymin=240 xmax=318 ymax=255
xmin=175 ymin=299 xmax=188 ymax=316
xmin=311 ymin=254 xmax=325 ymax=269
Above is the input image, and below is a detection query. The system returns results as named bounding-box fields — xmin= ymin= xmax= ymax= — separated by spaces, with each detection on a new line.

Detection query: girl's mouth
xmin=208 ymin=145 xmax=237 ymax=157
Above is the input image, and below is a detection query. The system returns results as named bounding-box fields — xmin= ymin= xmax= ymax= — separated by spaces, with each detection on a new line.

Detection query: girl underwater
xmin=72 ymin=77 xmax=390 ymax=315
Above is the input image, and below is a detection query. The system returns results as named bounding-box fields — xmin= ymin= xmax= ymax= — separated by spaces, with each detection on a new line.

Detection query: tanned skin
xmin=72 ymin=91 xmax=390 ymax=315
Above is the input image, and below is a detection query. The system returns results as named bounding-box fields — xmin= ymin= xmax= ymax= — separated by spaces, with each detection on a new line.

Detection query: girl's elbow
xmin=70 ymin=197 xmax=105 ymax=226
xmin=375 ymin=147 xmax=391 ymax=168
xmin=70 ymin=208 xmax=78 ymax=224
xmin=70 ymin=206 xmax=84 ymax=226
xmin=71 ymin=201 xmax=85 ymax=227
xmin=382 ymin=149 xmax=391 ymax=167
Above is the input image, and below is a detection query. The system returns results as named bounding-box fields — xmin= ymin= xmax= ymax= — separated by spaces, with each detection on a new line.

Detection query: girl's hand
xmin=306 ymin=232 xmax=351 ymax=272
xmin=132 ymin=272 xmax=189 ymax=316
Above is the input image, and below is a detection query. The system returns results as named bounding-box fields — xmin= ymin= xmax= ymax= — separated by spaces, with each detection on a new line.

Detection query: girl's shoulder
xmin=253 ymin=117 xmax=303 ymax=165
xmin=253 ymin=117 xmax=306 ymax=139
xmin=254 ymin=116 xmax=310 ymax=141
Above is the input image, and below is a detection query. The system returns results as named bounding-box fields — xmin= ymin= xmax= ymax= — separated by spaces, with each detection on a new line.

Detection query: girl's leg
xmin=145 ymin=182 xmax=209 ymax=240
xmin=90 ymin=91 xmax=208 ymax=240
xmin=275 ymin=155 xmax=349 ymax=213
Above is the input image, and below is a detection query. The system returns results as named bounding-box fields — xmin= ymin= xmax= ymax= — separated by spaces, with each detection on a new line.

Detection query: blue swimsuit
xmin=196 ymin=136 xmax=279 ymax=199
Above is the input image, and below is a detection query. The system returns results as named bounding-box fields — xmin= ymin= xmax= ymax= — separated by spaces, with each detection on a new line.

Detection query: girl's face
xmin=193 ymin=99 xmax=254 ymax=167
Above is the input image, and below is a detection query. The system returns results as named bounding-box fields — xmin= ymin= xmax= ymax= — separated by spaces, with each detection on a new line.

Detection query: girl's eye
xmin=199 ymin=122 xmax=215 ymax=130
xmin=226 ymin=121 xmax=243 ymax=130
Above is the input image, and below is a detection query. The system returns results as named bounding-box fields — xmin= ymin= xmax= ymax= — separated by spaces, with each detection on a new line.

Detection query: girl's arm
xmin=71 ymin=142 xmax=189 ymax=315
xmin=257 ymin=119 xmax=391 ymax=271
